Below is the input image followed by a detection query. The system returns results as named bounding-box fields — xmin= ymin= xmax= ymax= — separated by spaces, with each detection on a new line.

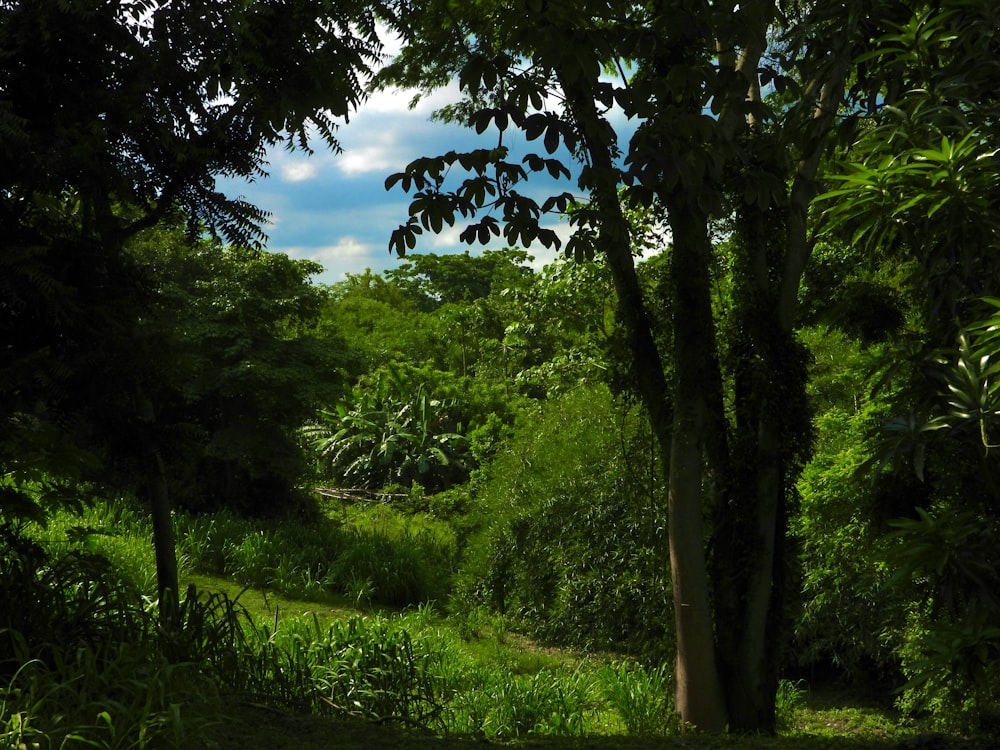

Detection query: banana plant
xmin=304 ymin=364 xmax=474 ymax=491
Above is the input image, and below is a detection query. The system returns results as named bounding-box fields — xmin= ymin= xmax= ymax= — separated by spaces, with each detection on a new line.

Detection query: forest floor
xmin=184 ymin=575 xmax=993 ymax=750
xmin=199 ymin=702 xmax=993 ymax=750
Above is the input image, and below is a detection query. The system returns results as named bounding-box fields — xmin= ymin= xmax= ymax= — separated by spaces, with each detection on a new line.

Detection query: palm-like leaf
xmin=303 ymin=366 xmax=474 ymax=491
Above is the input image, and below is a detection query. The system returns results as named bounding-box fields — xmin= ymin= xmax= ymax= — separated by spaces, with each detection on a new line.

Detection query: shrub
xmin=174 ymin=501 xmax=458 ymax=608
xmin=456 ymin=385 xmax=673 ymax=657
xmin=0 ymin=534 xmax=149 ymax=674
xmin=310 ymin=616 xmax=446 ymax=728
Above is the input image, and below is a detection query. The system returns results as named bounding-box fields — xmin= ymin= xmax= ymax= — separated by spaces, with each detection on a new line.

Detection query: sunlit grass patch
xmin=786 ymin=687 xmax=913 ymax=741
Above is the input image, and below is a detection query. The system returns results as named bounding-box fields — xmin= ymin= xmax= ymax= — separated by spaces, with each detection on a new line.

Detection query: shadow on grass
xmin=198 ymin=703 xmax=993 ymax=750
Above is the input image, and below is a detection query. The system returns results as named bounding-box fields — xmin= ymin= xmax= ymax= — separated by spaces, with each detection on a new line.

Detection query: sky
xmin=218 ymin=81 xmax=580 ymax=286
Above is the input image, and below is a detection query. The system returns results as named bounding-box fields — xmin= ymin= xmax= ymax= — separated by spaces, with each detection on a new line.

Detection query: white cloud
xmin=362 ymin=80 xmax=463 ymax=117
xmin=428 ymin=224 xmax=466 ymax=249
xmin=337 ymin=131 xmax=407 ymax=176
xmin=334 ymin=81 xmax=470 ymax=176
xmin=280 ymin=160 xmax=319 ymax=182
xmin=270 ymin=236 xmax=391 ymax=284
xmin=313 ymin=236 xmax=374 ymax=262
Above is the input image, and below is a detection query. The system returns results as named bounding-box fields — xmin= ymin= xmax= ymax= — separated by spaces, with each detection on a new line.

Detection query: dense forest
xmin=2 ymin=0 xmax=1000 ymax=747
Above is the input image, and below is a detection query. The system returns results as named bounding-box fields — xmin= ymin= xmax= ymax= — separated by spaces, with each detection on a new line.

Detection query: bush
xmin=0 ymin=529 xmax=218 ymax=749
xmin=0 ymin=533 xmax=150 ymax=674
xmin=310 ymin=616 xmax=446 ymax=728
xmin=456 ymin=384 xmax=673 ymax=657
xmin=889 ymin=509 xmax=1000 ymax=732
xmin=0 ymin=642 xmax=212 ymax=749
xmin=447 ymin=666 xmax=594 ymax=738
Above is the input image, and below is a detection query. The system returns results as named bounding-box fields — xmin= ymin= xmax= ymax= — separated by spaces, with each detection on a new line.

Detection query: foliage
xmin=176 ymin=500 xmax=459 ymax=608
xmin=24 ymin=497 xmax=161 ymax=597
xmin=305 ymin=364 xmax=480 ymax=492
xmin=798 ymin=240 xmax=915 ymax=345
xmin=807 ymin=0 xmax=1000 ymax=731
xmin=0 ymin=533 xmax=150 ymax=676
xmin=858 ymin=269 xmax=1000 ymax=731
xmin=446 ymin=666 xmax=594 ymax=738
xmin=310 ymin=616 xmax=446 ymax=728
xmin=9 ymin=0 xmax=1000 ymax=739
xmin=457 ymin=385 xmax=672 ymax=657
xmin=0 ymin=644 xmax=211 ymax=750
xmin=819 ymin=0 xmax=1000 ymax=329
xmin=598 ymin=662 xmax=677 ymax=736
xmin=319 ymin=280 xmax=450 ymax=374
xmin=7 ymin=494 xmax=996 ymax=747
xmin=375 ymin=0 xmax=891 ymax=730
xmin=124 ymin=229 xmax=349 ymax=514
xmin=494 ymin=256 xmax=621 ymax=398
xmin=0 ymin=531 xmax=217 ymax=748
xmin=321 ymin=254 xmax=618 ymax=400
xmin=793 ymin=328 xmax=905 ymax=685
xmin=0 ymin=0 xmax=380 ymax=246
xmin=797 ymin=310 xmax=1000 ymax=729
xmin=0 ymin=0 xmax=383 ymax=619
xmin=889 ymin=508 xmax=1000 ymax=731
xmin=774 ymin=679 xmax=808 ymax=733
xmin=384 ymin=248 xmax=534 ymax=311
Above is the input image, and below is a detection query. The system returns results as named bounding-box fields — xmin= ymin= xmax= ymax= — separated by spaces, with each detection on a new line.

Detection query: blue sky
xmin=219 ymin=80 xmax=580 ymax=286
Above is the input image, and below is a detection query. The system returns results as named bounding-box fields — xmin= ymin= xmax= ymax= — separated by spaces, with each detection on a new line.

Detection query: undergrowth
xmin=4 ymin=496 xmax=986 ymax=749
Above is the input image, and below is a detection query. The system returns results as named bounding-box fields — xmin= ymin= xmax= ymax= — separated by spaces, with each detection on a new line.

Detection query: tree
xmin=0 ymin=0 xmax=382 ymax=628
xmin=127 ymin=230 xmax=348 ymax=515
xmin=377 ymin=0 xmax=896 ymax=731
xmin=385 ymin=248 xmax=534 ymax=310
xmin=320 ymin=272 xmax=452 ymax=373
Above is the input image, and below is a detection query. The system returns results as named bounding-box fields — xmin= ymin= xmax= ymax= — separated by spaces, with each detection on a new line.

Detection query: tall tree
xmin=378 ymin=0 xmax=892 ymax=731
xmin=0 ymin=0 xmax=382 ymax=627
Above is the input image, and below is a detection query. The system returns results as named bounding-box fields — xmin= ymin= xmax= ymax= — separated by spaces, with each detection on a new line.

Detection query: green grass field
xmin=5 ymin=498 xmax=994 ymax=749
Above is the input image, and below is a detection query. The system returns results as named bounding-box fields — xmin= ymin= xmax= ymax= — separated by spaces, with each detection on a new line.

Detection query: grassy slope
xmin=183 ymin=574 xmax=990 ymax=750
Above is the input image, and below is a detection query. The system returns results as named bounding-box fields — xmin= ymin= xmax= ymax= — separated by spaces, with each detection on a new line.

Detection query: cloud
xmin=337 ymin=131 xmax=406 ymax=176
xmin=215 ymin=60 xmax=639 ymax=286
xmin=333 ymin=82 xmax=474 ymax=177
xmin=274 ymin=236 xmax=388 ymax=284
xmin=280 ymin=160 xmax=319 ymax=182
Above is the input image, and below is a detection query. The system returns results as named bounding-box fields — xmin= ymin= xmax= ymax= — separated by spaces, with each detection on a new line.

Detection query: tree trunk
xmin=148 ymin=447 xmax=180 ymax=633
xmin=556 ymin=65 xmax=728 ymax=729
xmin=664 ymin=188 xmax=728 ymax=732
xmin=134 ymin=386 xmax=181 ymax=635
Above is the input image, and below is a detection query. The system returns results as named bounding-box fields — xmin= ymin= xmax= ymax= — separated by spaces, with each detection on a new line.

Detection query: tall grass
xmin=9 ymin=495 xmax=691 ymax=744
xmin=21 ymin=498 xmax=160 ymax=597
xmin=598 ymin=661 xmax=678 ymax=735
xmin=0 ymin=530 xmax=214 ymax=749
xmin=27 ymin=495 xmax=459 ymax=608
xmin=173 ymin=501 xmax=457 ymax=606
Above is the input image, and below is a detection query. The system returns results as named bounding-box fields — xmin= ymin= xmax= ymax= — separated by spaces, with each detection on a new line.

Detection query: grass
xmin=9 ymin=497 xmax=997 ymax=749
xmin=173 ymin=500 xmax=458 ymax=607
xmin=197 ymin=702 xmax=993 ymax=750
xmin=183 ymin=573 xmax=987 ymax=748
